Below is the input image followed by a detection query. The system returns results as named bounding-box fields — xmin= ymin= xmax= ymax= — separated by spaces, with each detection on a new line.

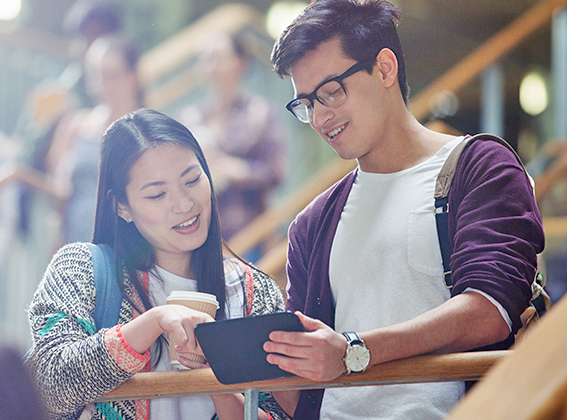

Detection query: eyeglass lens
xmin=291 ymin=80 xmax=346 ymax=122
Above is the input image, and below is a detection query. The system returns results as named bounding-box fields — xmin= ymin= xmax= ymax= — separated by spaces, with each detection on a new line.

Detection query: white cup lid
xmin=166 ymin=291 xmax=219 ymax=307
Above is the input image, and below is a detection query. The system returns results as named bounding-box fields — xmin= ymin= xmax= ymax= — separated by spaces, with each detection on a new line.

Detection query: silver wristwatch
xmin=342 ymin=332 xmax=371 ymax=374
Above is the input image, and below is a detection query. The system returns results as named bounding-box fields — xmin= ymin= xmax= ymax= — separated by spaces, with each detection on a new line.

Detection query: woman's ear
xmin=111 ymin=192 xmax=131 ymax=223
xmin=116 ymin=202 xmax=132 ymax=223
xmin=375 ymin=48 xmax=399 ymax=88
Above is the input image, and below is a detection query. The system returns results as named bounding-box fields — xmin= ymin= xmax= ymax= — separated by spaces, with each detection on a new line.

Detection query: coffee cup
xmin=166 ymin=291 xmax=219 ymax=369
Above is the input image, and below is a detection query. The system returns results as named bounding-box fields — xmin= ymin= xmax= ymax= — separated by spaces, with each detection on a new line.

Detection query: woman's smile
xmin=173 ymin=215 xmax=199 ymax=231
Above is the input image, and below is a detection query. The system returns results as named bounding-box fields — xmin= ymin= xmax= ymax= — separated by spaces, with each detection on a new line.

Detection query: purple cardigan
xmin=285 ymin=139 xmax=545 ymax=419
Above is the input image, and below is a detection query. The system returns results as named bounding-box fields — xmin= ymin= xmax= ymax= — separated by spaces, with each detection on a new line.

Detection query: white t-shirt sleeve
xmin=463 ymin=287 xmax=513 ymax=332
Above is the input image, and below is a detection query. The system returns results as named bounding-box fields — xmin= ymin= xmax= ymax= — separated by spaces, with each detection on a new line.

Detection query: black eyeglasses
xmin=286 ymin=60 xmax=374 ymax=123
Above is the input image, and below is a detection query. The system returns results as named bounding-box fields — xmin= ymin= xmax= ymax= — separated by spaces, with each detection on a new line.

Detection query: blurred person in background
xmin=0 ymin=0 xmax=124 ymax=350
xmin=56 ymin=0 xmax=125 ymax=110
xmin=0 ymin=35 xmax=143 ymax=247
xmin=10 ymin=0 xmax=124 ymax=238
xmin=178 ymin=31 xmax=288 ymax=262
xmin=47 ymin=34 xmax=143 ymax=245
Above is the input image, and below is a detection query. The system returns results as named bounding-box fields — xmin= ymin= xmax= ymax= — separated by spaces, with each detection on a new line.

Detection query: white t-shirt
xmin=147 ymin=262 xmax=246 ymax=420
xmin=321 ymin=137 xmax=465 ymax=420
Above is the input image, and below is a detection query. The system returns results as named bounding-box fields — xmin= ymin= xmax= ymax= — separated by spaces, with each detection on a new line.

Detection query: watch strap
xmin=343 ymin=331 xmax=363 ymax=345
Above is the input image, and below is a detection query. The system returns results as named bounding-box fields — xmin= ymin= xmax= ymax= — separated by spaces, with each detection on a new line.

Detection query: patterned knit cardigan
xmin=26 ymin=243 xmax=290 ymax=420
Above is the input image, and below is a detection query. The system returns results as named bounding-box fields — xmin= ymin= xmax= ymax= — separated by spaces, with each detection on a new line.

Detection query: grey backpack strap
xmin=434 ymin=137 xmax=471 ymax=201
xmin=435 ymin=133 xmax=522 ymax=201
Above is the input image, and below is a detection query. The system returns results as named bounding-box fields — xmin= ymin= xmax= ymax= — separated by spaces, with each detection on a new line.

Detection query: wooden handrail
xmin=542 ymin=216 xmax=567 ymax=238
xmin=97 ymin=350 xmax=508 ymax=402
xmin=94 ymin=295 xmax=567 ymax=418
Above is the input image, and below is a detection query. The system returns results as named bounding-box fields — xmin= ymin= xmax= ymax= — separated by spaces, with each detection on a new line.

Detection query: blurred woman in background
xmin=0 ymin=35 xmax=143 ymax=247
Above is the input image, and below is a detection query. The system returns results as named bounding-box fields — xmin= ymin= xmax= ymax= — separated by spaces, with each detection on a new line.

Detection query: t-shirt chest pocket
xmin=407 ymin=209 xmax=444 ymax=276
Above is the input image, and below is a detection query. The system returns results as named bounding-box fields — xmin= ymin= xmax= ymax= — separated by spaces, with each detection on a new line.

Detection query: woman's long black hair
xmin=92 ymin=108 xmax=226 ymax=317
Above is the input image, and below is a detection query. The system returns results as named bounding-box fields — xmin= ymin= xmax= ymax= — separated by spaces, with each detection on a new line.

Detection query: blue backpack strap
xmin=434 ymin=195 xmax=454 ymax=288
xmin=85 ymin=243 xmax=122 ymax=330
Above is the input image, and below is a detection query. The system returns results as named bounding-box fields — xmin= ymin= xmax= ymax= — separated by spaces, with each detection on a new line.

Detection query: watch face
xmin=345 ymin=344 xmax=370 ymax=372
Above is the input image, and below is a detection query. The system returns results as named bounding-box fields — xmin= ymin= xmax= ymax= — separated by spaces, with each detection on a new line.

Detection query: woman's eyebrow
xmin=180 ymin=164 xmax=200 ymax=178
xmin=140 ymin=180 xmax=165 ymax=191
xmin=139 ymin=164 xmax=200 ymax=191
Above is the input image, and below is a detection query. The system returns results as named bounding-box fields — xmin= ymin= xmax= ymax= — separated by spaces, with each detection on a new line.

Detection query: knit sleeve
xmin=237 ymin=263 xmax=290 ymax=420
xmin=243 ymin=264 xmax=285 ymax=316
xmin=26 ymin=243 xmax=146 ymax=416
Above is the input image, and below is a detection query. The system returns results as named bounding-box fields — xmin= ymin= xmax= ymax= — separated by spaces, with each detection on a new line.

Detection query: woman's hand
xmin=120 ymin=304 xmax=215 ymax=358
xmin=263 ymin=312 xmax=348 ymax=382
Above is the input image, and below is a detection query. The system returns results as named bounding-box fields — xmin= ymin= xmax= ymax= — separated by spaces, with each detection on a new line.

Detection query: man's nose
xmin=310 ymin=100 xmax=334 ymax=128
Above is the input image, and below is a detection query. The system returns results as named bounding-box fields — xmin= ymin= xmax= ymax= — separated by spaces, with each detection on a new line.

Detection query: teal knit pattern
xmin=96 ymin=402 xmax=124 ymax=420
xmin=38 ymin=312 xmax=68 ymax=336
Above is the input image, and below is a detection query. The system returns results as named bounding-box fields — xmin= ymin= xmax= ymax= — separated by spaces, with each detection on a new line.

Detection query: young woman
xmin=26 ymin=109 xmax=289 ymax=420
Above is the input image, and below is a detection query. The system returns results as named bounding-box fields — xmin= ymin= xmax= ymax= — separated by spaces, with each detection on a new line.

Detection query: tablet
xmin=194 ymin=311 xmax=304 ymax=385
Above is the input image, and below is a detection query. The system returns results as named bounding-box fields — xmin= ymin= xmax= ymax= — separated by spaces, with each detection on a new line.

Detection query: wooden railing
xmin=409 ymin=0 xmax=567 ymax=120
xmin=542 ymin=216 xmax=567 ymax=238
xmin=230 ymin=0 xmax=567 ymax=277
xmin=97 ymin=351 xmax=507 ymax=402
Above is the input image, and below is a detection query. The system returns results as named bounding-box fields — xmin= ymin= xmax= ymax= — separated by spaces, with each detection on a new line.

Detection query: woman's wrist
xmin=121 ymin=307 xmax=165 ymax=354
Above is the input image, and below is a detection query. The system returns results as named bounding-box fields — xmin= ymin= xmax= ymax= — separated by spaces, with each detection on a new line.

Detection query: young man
xmin=263 ymin=0 xmax=545 ymax=419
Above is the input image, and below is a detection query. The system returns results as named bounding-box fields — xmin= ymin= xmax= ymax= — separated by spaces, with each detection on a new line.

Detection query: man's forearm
xmin=361 ymin=292 xmax=511 ymax=366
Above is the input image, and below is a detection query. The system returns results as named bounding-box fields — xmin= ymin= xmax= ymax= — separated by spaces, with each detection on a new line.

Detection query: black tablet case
xmin=194 ymin=312 xmax=304 ymax=384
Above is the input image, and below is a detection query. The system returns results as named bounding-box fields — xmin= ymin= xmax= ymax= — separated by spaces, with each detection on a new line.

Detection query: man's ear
xmin=375 ymin=48 xmax=398 ymax=88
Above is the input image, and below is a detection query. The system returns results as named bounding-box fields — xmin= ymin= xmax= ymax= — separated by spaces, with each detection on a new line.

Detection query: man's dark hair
xmin=271 ymin=0 xmax=410 ymax=103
